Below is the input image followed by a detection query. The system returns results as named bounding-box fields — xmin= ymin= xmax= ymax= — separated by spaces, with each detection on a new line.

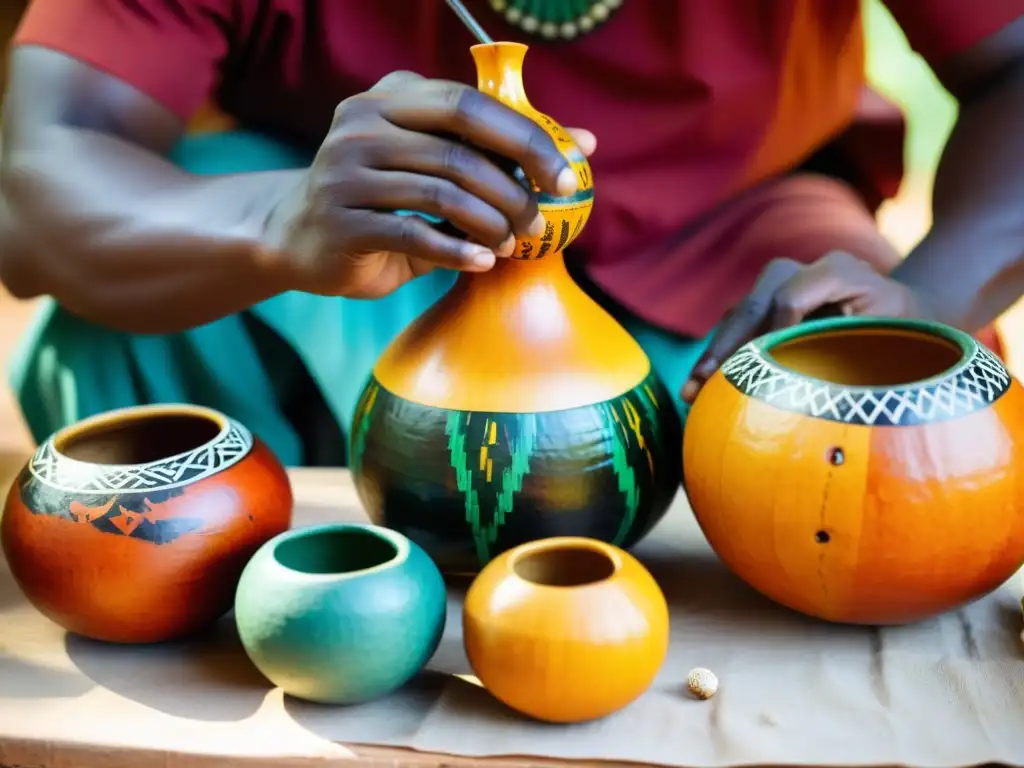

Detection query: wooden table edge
xmin=0 ymin=735 xmax=664 ymax=768
xmin=0 ymin=737 xmax=942 ymax=768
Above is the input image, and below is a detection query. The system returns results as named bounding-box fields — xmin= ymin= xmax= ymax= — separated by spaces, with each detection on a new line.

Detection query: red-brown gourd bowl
xmin=1 ymin=404 xmax=293 ymax=643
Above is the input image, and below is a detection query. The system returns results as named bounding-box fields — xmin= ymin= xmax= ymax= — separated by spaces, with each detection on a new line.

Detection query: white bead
xmin=590 ymin=4 xmax=609 ymax=22
xmin=560 ymin=22 xmax=578 ymax=39
xmin=505 ymin=7 xmax=522 ymax=22
xmin=578 ymin=16 xmax=594 ymax=31
xmin=540 ymin=21 xmax=558 ymax=38
xmin=686 ymin=667 xmax=718 ymax=700
xmin=489 ymin=0 xmax=507 ymax=10
xmin=521 ymin=15 xmax=539 ymax=32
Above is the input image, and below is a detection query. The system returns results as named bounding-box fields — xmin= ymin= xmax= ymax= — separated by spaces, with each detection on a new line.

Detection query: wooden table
xmin=4 ymin=468 xmax=1023 ymax=768
xmin=0 ymin=468 xmax=656 ymax=768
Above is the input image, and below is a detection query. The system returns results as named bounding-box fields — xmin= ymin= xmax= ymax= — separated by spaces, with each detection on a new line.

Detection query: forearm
xmin=0 ymin=125 xmax=302 ymax=334
xmin=892 ymin=60 xmax=1024 ymax=332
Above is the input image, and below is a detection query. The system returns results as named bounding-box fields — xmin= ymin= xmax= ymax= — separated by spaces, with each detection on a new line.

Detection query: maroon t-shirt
xmin=14 ymin=0 xmax=1023 ymax=335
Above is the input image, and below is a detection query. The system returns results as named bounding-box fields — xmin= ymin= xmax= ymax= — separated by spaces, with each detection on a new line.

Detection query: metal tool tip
xmin=444 ymin=0 xmax=495 ymax=44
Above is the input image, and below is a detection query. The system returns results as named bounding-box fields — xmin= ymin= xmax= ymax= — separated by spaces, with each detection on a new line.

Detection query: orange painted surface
xmin=683 ymin=372 xmax=1024 ymax=625
xmin=469 ymin=42 xmax=594 ymax=263
xmin=2 ymin=438 xmax=293 ymax=643
xmin=463 ymin=537 xmax=669 ymax=723
xmin=372 ymin=254 xmax=651 ymax=413
xmin=373 ymin=42 xmax=650 ymax=414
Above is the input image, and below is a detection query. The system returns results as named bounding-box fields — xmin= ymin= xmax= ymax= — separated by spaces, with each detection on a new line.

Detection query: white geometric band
xmin=721 ymin=342 xmax=1010 ymax=427
xmin=27 ymin=419 xmax=254 ymax=494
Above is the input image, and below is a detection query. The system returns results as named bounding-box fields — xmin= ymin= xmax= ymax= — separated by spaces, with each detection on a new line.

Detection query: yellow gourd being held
xmin=350 ymin=42 xmax=681 ymax=574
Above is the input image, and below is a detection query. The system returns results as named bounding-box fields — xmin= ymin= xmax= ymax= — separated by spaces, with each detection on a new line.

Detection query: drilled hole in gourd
xmin=815 ymin=530 xmax=831 ymax=544
xmin=827 ymin=447 xmax=845 ymax=466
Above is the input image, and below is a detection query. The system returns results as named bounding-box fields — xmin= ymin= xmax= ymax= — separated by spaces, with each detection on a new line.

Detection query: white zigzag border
xmin=721 ymin=341 xmax=1011 ymax=426
xmin=28 ymin=420 xmax=254 ymax=494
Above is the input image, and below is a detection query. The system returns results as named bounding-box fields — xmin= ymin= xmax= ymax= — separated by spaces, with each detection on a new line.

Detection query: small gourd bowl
xmin=683 ymin=315 xmax=1024 ymax=625
xmin=463 ymin=536 xmax=669 ymax=723
xmin=235 ymin=522 xmax=447 ymax=705
xmin=1 ymin=404 xmax=293 ymax=643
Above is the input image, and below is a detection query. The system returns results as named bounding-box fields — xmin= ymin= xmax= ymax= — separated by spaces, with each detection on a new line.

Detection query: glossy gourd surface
xmin=372 ymin=42 xmax=642 ymax=416
xmin=463 ymin=537 xmax=669 ymax=723
xmin=352 ymin=370 xmax=680 ymax=573
xmin=683 ymin=317 xmax=1024 ymax=625
xmin=1 ymin=405 xmax=293 ymax=643
xmin=350 ymin=41 xmax=682 ymax=573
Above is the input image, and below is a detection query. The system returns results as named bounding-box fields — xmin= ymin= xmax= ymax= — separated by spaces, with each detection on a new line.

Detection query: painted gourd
xmin=235 ymin=522 xmax=447 ymax=704
xmin=350 ymin=41 xmax=681 ymax=574
xmin=683 ymin=316 xmax=1024 ymax=625
xmin=463 ymin=536 xmax=669 ymax=723
xmin=1 ymin=404 xmax=293 ymax=643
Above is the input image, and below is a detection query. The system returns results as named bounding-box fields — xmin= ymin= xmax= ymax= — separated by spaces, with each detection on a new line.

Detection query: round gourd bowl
xmin=235 ymin=522 xmax=447 ymax=705
xmin=683 ymin=316 xmax=1024 ymax=625
xmin=463 ymin=536 xmax=668 ymax=723
xmin=0 ymin=404 xmax=293 ymax=643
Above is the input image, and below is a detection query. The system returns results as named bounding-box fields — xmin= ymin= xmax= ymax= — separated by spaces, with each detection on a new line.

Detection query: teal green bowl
xmin=234 ymin=522 xmax=447 ymax=704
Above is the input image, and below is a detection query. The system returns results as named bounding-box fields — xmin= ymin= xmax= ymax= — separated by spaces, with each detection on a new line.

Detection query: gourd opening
xmin=513 ymin=544 xmax=616 ymax=587
xmin=54 ymin=410 xmax=223 ymax=465
xmin=274 ymin=527 xmax=399 ymax=575
xmin=766 ymin=326 xmax=965 ymax=387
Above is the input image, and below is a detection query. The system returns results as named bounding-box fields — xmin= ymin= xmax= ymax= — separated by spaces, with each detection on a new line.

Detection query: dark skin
xmin=0 ymin=53 xmax=594 ymax=331
xmin=0 ymin=18 xmax=1022 ymax=400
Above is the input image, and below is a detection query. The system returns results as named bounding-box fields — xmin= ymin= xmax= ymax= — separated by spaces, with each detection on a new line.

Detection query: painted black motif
xmin=17 ymin=468 xmax=201 ymax=545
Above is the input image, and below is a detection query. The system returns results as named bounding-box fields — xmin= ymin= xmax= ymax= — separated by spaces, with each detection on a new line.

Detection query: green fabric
xmin=7 ymin=131 xmax=711 ymax=466
xmin=505 ymin=0 xmax=605 ymax=24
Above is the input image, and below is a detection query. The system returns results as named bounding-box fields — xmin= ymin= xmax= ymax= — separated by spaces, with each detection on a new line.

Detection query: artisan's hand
xmin=680 ymin=251 xmax=934 ymax=403
xmin=262 ymin=71 xmax=596 ymax=299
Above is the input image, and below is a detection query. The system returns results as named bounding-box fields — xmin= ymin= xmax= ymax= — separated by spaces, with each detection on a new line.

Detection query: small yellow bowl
xmin=462 ymin=536 xmax=668 ymax=723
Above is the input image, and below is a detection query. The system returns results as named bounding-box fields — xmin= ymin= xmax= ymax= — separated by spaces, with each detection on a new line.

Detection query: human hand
xmin=680 ymin=251 xmax=934 ymax=403
xmin=263 ymin=71 xmax=596 ymax=299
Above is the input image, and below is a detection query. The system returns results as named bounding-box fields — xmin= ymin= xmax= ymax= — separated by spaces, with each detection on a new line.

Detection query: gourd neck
xmin=471 ymin=42 xmax=531 ymax=111
xmin=459 ymin=251 xmax=570 ymax=291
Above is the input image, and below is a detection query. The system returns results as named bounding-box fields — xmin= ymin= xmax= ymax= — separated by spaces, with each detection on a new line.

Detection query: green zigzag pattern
xmin=603 ymin=402 xmax=641 ymax=547
xmin=637 ymin=384 xmax=661 ymax=443
xmin=445 ymin=412 xmax=539 ymax=565
xmin=349 ymin=384 xmax=378 ymax=476
xmin=356 ymin=374 xmax=668 ymax=566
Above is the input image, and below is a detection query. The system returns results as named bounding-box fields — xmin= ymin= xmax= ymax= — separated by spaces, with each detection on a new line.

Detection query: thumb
xmin=370 ymin=70 xmax=426 ymax=92
xmin=770 ymin=270 xmax=851 ymax=329
xmin=566 ymin=128 xmax=597 ymax=156
xmin=768 ymin=250 xmax=875 ymax=328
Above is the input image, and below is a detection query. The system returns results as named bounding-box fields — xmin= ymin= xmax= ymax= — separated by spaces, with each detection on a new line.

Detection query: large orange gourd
xmin=350 ymin=42 xmax=681 ymax=574
xmin=683 ymin=316 xmax=1024 ymax=625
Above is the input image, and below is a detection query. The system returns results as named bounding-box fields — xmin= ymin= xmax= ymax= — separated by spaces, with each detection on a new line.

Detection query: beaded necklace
xmin=487 ymin=0 xmax=624 ymax=40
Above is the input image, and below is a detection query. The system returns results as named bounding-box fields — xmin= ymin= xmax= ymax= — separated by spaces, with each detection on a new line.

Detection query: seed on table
xmin=686 ymin=667 xmax=718 ymax=700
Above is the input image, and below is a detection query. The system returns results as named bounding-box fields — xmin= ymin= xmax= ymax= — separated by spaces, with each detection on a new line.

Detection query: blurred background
xmin=0 ymin=0 xmax=1022 ymax=478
